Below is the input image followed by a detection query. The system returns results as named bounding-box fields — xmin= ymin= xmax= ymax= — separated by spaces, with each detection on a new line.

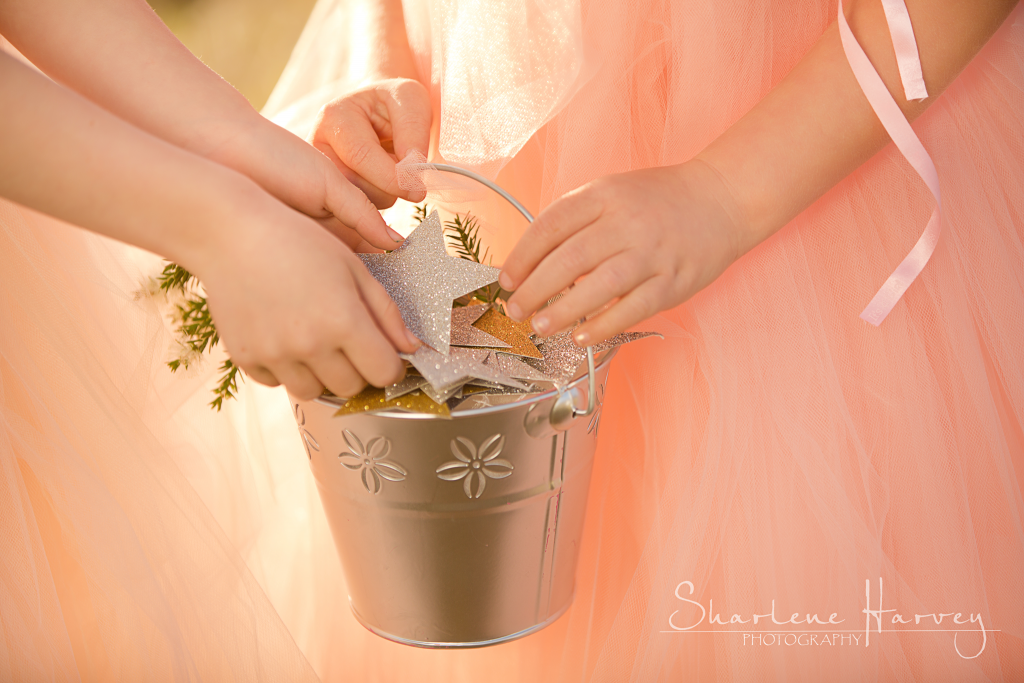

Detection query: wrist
xmin=675 ymin=158 xmax=754 ymax=261
xmin=160 ymin=163 xmax=275 ymax=279
xmin=199 ymin=109 xmax=279 ymax=178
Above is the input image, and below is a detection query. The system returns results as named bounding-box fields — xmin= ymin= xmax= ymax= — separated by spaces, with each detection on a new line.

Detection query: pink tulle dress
xmin=2 ymin=1 xmax=1023 ymax=681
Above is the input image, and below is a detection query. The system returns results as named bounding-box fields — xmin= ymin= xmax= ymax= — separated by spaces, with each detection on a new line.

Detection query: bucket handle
xmin=423 ymin=163 xmax=597 ymax=429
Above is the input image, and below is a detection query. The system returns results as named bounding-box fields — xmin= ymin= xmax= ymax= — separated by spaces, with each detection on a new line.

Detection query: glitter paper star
xmin=471 ymin=307 xmax=543 ymax=359
xmin=359 ymin=211 xmax=500 ymax=354
xmin=400 ymin=345 xmax=527 ymax=393
xmin=536 ymin=330 xmax=663 ymax=386
xmin=420 ymin=380 xmax=468 ymax=405
xmin=484 ymin=352 xmax=554 ymax=383
xmin=451 ymin=392 xmax=535 ymax=413
xmin=384 ymin=373 xmax=427 ymax=400
xmin=593 ymin=331 xmax=663 ymax=352
xmin=334 ymin=386 xmax=451 ymax=417
xmin=450 ymin=305 xmax=510 ymax=348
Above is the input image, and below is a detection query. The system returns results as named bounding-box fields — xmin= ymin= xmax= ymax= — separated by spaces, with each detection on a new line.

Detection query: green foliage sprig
xmin=444 ymin=213 xmax=490 ymax=265
xmin=157 ymin=261 xmax=197 ymax=294
xmin=435 ymin=207 xmax=505 ymax=305
xmin=210 ymin=359 xmax=241 ymax=412
xmin=158 ymin=262 xmax=241 ymax=410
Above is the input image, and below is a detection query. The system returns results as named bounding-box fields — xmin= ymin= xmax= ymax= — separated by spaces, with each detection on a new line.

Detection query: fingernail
xmin=498 ymin=271 xmax=514 ymax=290
xmin=532 ymin=316 xmax=550 ymax=335
xmin=387 ymin=226 xmax=405 ymax=242
xmin=506 ymin=302 xmax=523 ymax=321
xmin=405 ymin=329 xmax=421 ymax=348
xmin=574 ymin=330 xmax=589 ymax=346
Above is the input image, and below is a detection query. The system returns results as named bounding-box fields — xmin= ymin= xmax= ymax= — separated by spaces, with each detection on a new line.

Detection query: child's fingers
xmin=242 ymin=365 xmax=280 ymax=388
xmin=319 ymin=89 xmax=428 ymax=204
xmin=528 ymin=250 xmax=650 ymax=337
xmin=321 ymin=100 xmax=400 ymax=196
xmin=315 ymin=215 xmax=374 ymax=250
xmin=505 ymin=225 xmax=622 ymax=322
xmin=269 ymin=362 xmax=326 ymax=401
xmin=316 ymin=143 xmax=398 ymax=210
xmin=307 ymin=350 xmax=368 ymax=399
xmin=499 ymin=187 xmax=602 ymax=292
xmin=571 ymin=276 xmax=667 ymax=346
xmin=317 ymin=166 xmax=403 ymax=250
xmin=350 ymin=238 xmax=379 ymax=254
xmin=333 ymin=300 xmax=407 ymax=388
xmin=352 ymin=261 xmax=422 ymax=356
xmin=378 ymin=81 xmax=431 ymax=201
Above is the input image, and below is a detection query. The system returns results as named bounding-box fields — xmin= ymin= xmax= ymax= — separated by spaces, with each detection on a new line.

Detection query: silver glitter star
xmin=451 ymin=392 xmax=535 ymax=413
xmin=485 ymin=351 xmax=554 ymax=383
xmin=384 ymin=373 xmax=427 ymax=400
xmin=400 ymin=346 xmax=527 ymax=393
xmin=421 ymin=380 xmax=468 ymax=405
xmin=536 ymin=331 xmax=663 ymax=386
xmin=359 ymin=211 xmax=500 ymax=354
xmin=450 ymin=305 xmax=510 ymax=348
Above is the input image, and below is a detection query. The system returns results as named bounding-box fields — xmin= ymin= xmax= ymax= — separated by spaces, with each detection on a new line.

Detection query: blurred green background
xmin=148 ymin=0 xmax=318 ymax=110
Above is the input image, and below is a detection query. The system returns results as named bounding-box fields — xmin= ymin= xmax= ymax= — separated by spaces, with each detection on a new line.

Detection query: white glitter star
xmin=359 ymin=211 xmax=500 ymax=354
xmin=400 ymin=346 xmax=527 ymax=393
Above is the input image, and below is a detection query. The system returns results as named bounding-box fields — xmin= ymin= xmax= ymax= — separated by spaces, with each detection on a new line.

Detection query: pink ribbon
xmin=838 ymin=0 xmax=941 ymax=326
xmin=880 ymin=0 xmax=929 ymax=101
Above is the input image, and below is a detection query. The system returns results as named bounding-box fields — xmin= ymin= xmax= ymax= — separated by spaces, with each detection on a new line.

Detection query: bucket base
xmin=349 ymin=594 xmax=574 ymax=649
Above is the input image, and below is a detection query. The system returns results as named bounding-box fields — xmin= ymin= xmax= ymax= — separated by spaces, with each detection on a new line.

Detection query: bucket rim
xmin=313 ymin=347 xmax=617 ymax=420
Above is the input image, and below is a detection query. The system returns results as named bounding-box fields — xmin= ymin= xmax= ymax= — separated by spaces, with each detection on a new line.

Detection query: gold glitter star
xmin=359 ymin=211 xmax=500 ymax=354
xmin=471 ymin=306 xmax=543 ymax=359
xmin=334 ymin=386 xmax=451 ymax=417
xmin=450 ymin=304 xmax=510 ymax=348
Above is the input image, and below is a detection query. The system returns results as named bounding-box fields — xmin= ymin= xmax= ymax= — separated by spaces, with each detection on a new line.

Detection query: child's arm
xmin=0 ymin=51 xmax=418 ymax=399
xmin=0 ymin=0 xmax=416 ymax=248
xmin=500 ymin=0 xmax=1018 ymax=344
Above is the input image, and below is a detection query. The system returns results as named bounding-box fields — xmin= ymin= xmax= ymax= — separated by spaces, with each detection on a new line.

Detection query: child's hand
xmin=498 ymin=161 xmax=746 ymax=346
xmin=309 ymin=78 xmax=432 ymax=209
xmin=204 ymin=116 xmax=404 ymax=253
xmin=190 ymin=191 xmax=421 ymax=401
xmin=206 ymin=79 xmax=429 ymax=253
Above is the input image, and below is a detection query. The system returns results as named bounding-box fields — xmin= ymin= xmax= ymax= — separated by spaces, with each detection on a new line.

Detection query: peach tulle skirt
xmin=3 ymin=1 xmax=1024 ymax=681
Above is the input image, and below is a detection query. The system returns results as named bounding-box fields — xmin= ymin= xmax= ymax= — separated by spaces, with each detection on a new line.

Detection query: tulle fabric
xmin=2 ymin=2 xmax=1023 ymax=683
xmin=0 ymin=203 xmax=323 ymax=681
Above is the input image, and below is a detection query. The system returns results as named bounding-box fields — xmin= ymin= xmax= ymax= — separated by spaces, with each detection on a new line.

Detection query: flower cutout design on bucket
xmin=294 ymin=404 xmax=320 ymax=460
xmin=338 ymin=429 xmax=407 ymax=494
xmin=437 ymin=434 xmax=513 ymax=499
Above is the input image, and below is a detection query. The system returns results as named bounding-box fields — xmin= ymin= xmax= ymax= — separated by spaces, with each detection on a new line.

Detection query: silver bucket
xmin=290 ymin=347 xmax=614 ymax=647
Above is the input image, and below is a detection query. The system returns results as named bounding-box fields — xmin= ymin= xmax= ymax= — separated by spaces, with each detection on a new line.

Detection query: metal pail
xmin=290 ymin=347 xmax=615 ymax=648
